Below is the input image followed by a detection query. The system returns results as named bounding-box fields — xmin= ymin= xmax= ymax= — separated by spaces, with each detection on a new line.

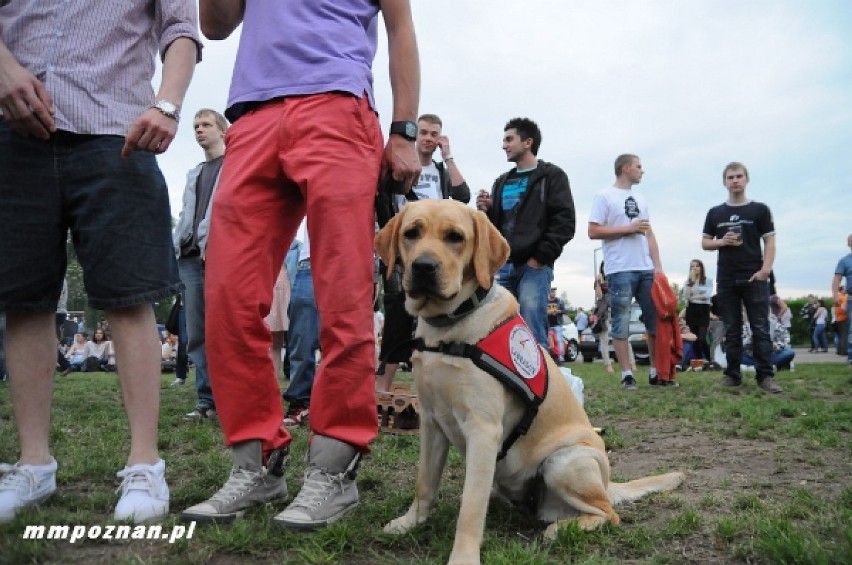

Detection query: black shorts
xmin=379 ymin=291 xmax=416 ymax=363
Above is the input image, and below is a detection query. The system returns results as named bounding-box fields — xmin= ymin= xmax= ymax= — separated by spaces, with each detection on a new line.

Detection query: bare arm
xmin=832 ymin=274 xmax=842 ymax=300
xmin=749 ymin=233 xmax=775 ymax=282
xmin=199 ymin=0 xmax=245 ymax=40
xmin=122 ymin=37 xmax=197 ymax=158
xmin=0 ymin=39 xmax=55 ymax=139
xmin=380 ymin=0 xmax=421 ymax=188
xmin=588 ymin=220 xmax=647 ymax=240
xmin=646 ymin=226 xmax=663 ymax=272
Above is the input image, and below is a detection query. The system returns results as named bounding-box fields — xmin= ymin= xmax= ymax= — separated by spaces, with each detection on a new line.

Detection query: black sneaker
xmin=621 ymin=375 xmax=637 ymax=390
xmin=649 ymin=375 xmax=659 ymax=386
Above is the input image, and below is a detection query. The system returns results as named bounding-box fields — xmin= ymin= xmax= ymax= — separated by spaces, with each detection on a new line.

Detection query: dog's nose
xmin=411 ymin=256 xmax=439 ymax=277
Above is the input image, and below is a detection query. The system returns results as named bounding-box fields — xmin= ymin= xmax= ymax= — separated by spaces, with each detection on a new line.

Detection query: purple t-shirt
xmin=227 ymin=0 xmax=380 ymax=120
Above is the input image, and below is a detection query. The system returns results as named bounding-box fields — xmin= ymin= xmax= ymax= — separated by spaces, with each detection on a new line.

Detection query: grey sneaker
xmin=184 ymin=407 xmax=218 ymax=421
xmin=719 ymin=375 xmax=742 ymax=387
xmin=757 ymin=377 xmax=783 ymax=394
xmin=180 ymin=464 xmax=288 ymax=524
xmin=621 ymin=375 xmax=637 ymax=390
xmin=273 ymin=436 xmax=360 ymax=531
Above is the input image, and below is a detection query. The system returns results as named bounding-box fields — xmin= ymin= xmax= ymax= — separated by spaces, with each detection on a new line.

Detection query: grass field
xmin=1 ymin=361 xmax=850 ymax=564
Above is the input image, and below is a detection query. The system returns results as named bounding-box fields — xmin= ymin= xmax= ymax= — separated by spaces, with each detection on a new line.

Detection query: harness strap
xmin=413 ymin=335 xmax=545 ymax=460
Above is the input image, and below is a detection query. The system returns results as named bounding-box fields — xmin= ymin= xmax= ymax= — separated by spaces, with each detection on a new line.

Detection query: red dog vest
xmin=414 ymin=314 xmax=549 ymax=460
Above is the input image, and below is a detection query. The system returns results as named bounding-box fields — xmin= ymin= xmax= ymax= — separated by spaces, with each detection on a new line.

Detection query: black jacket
xmin=485 ymin=160 xmax=575 ymax=266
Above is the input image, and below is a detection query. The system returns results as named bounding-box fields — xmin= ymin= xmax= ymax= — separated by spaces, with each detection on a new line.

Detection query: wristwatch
xmin=389 ymin=120 xmax=417 ymax=141
xmin=151 ymin=99 xmax=180 ymax=123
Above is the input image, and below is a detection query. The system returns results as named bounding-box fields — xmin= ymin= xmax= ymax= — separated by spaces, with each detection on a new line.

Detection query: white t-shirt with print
xmin=396 ymin=161 xmax=441 ymax=209
xmin=589 ymin=186 xmax=653 ymax=275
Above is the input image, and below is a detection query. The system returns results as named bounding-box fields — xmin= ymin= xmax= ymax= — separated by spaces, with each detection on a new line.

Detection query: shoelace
xmin=289 ymin=468 xmax=348 ymax=510
xmin=207 ymin=468 xmax=263 ymax=503
xmin=115 ymin=467 xmax=161 ymax=497
xmin=0 ymin=464 xmax=41 ymax=494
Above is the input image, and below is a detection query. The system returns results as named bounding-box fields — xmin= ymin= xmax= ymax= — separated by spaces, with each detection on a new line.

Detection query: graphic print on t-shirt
xmin=396 ymin=161 xmax=441 ymax=209
xmin=500 ymin=169 xmax=533 ymax=239
xmin=623 ymin=195 xmax=641 ymax=220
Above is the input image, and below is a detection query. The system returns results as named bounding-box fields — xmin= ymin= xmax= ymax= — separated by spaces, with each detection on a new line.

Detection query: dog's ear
xmin=472 ymin=209 xmax=510 ymax=288
xmin=374 ymin=211 xmax=402 ymax=275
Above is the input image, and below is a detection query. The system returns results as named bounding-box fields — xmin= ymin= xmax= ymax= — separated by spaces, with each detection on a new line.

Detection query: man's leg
xmin=106 ymin=305 xmax=162 ymax=466
xmin=743 ymin=281 xmax=774 ymax=382
xmin=284 ymin=265 xmax=319 ymax=411
xmin=273 ymin=93 xmax=383 ymax=530
xmin=179 ymin=257 xmax=214 ymax=413
xmin=634 ymin=270 xmax=658 ymax=372
xmin=517 ymin=264 xmax=553 ymax=347
xmin=847 ymin=306 xmax=852 ymax=362
xmin=606 ymin=272 xmax=634 ymax=375
xmin=716 ymin=285 xmax=744 ymax=384
xmin=6 ymin=311 xmax=57 ymax=466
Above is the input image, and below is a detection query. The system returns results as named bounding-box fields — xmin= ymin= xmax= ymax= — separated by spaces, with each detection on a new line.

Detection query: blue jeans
xmin=495 ymin=262 xmax=553 ymax=347
xmin=606 ymin=270 xmax=656 ymax=339
xmin=812 ymin=323 xmax=827 ymax=351
xmin=176 ymin=305 xmax=189 ymax=380
xmin=717 ymin=280 xmax=773 ymax=381
xmin=178 ymin=256 xmax=214 ymax=410
xmin=0 ymin=125 xmax=181 ymax=311
xmin=284 ymin=261 xmax=319 ymax=404
xmin=742 ymin=348 xmax=795 ymax=370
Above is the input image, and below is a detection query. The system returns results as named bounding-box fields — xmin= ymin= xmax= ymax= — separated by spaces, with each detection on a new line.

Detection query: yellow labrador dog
xmin=375 ymin=199 xmax=684 ymax=565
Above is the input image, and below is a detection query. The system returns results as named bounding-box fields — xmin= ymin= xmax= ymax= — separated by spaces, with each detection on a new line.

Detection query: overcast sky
xmin=155 ymin=0 xmax=851 ymax=309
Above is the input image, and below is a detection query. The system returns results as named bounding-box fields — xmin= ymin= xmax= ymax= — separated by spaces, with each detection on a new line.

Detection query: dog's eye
xmin=445 ymin=230 xmax=465 ymax=244
xmin=403 ymin=227 xmax=420 ymax=240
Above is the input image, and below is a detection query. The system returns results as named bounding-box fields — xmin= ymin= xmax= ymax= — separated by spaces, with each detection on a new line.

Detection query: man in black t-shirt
xmin=701 ymin=161 xmax=781 ymax=393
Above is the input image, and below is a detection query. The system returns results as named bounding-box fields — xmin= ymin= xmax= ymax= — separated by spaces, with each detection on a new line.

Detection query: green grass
xmin=1 ymin=362 xmax=851 ymax=564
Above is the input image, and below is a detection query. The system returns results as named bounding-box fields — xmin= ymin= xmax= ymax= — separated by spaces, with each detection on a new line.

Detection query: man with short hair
xmin=476 ymin=117 xmax=576 ymax=348
xmin=701 ymin=162 xmax=782 ymax=393
xmin=831 ymin=234 xmax=852 ymax=363
xmin=172 ymin=108 xmax=229 ymax=419
xmin=378 ymin=113 xmax=470 ymax=391
xmin=588 ymin=154 xmax=662 ymax=390
xmin=181 ymin=0 xmax=420 ymax=530
xmin=0 ymin=1 xmax=200 ymax=523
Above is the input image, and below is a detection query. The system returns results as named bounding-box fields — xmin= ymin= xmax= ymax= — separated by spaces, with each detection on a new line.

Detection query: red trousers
xmin=204 ymin=93 xmax=383 ymax=453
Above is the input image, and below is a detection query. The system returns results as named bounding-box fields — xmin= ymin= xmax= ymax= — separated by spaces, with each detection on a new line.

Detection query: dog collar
xmin=421 ymin=285 xmax=492 ymax=328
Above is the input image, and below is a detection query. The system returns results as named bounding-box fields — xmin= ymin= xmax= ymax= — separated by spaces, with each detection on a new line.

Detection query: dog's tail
xmin=607 ymin=472 xmax=685 ymax=505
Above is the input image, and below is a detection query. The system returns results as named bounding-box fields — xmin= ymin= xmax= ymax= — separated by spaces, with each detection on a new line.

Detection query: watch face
xmin=405 ymin=121 xmax=417 ymax=139
xmin=158 ymin=101 xmax=177 ymax=114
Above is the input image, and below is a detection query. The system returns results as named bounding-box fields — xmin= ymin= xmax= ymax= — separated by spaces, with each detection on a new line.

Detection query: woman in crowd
xmin=812 ymin=299 xmax=829 ymax=352
xmin=681 ymin=259 xmax=713 ymax=362
xmin=65 ymin=333 xmax=89 ymax=371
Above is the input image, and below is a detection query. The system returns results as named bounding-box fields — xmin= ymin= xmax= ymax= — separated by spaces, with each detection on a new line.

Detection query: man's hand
xmin=748 ymin=268 xmax=771 ymax=283
xmin=121 ymin=108 xmax=178 ymax=158
xmin=0 ymin=55 xmax=55 ymax=139
xmin=476 ymin=189 xmax=492 ymax=211
xmin=527 ymin=258 xmax=544 ymax=269
xmin=382 ymin=135 xmax=420 ymax=192
xmin=438 ymin=135 xmax=451 ymax=159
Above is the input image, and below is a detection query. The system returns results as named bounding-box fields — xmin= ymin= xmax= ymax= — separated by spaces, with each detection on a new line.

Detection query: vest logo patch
xmin=508 ymin=325 xmax=541 ymax=379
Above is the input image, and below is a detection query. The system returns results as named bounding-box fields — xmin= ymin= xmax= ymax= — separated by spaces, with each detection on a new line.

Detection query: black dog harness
xmin=414 ymin=313 xmax=549 ymax=460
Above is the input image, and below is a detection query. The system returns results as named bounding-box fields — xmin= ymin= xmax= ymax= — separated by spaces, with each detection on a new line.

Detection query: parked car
xmin=579 ymin=302 xmax=649 ymax=364
xmin=560 ymin=319 xmax=580 ymax=362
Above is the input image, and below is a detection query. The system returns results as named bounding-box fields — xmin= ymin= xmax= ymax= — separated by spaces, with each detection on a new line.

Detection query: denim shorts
xmin=0 ymin=124 xmax=182 ymax=311
xmin=606 ymin=269 xmax=656 ymax=339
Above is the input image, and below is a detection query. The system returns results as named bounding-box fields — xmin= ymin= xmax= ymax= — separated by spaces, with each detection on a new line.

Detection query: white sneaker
xmin=170 ymin=378 xmax=186 ymax=386
xmin=0 ymin=458 xmax=58 ymax=523
xmin=114 ymin=459 xmax=169 ymax=523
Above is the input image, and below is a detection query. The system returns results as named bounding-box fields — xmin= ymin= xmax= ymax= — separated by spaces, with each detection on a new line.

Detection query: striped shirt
xmin=0 ymin=1 xmax=201 ymax=136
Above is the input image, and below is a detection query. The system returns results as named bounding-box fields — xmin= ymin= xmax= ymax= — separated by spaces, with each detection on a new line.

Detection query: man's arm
xmin=121 ymin=37 xmax=197 ymax=158
xmin=531 ymin=169 xmax=575 ymax=267
xmin=380 ymin=0 xmax=420 ymax=188
xmin=748 ymin=233 xmax=775 ymax=282
xmin=646 ymin=226 xmax=663 ymax=272
xmin=199 ymin=0 xmax=245 ymax=40
xmin=0 ymin=40 xmax=55 ymax=139
xmin=588 ymin=220 xmax=647 ymax=240
xmin=832 ymin=274 xmax=842 ymax=300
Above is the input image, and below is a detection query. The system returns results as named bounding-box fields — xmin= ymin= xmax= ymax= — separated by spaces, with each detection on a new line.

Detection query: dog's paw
xmin=383 ymin=516 xmax=416 ymax=535
xmin=543 ymin=522 xmax=560 ymax=542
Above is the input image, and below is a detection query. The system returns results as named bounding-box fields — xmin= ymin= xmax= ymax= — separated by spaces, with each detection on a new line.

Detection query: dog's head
xmin=375 ymin=200 xmax=510 ymax=317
